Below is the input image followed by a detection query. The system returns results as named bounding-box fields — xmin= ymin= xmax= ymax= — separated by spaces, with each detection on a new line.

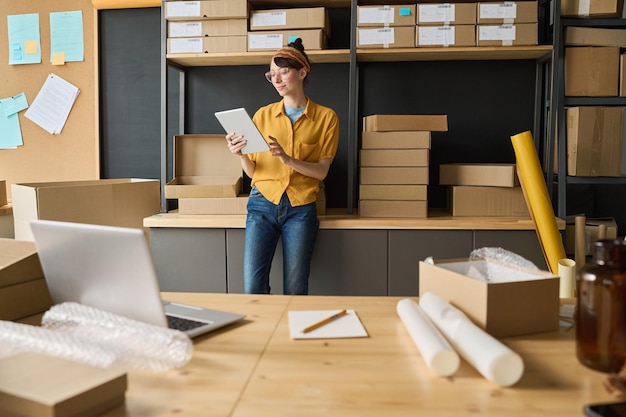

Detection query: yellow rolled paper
xmin=92 ymin=0 xmax=160 ymax=9
xmin=511 ymin=131 xmax=566 ymax=274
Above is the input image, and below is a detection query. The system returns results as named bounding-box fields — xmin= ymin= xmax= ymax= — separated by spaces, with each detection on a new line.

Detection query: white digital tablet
xmin=215 ymin=107 xmax=270 ymax=154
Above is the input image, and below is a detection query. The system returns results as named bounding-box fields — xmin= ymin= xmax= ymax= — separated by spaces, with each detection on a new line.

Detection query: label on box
xmin=359 ymin=6 xmax=395 ymax=24
xmin=359 ymin=28 xmax=395 ymax=46
xmin=166 ymin=1 xmax=200 ymax=17
xmin=419 ymin=26 xmax=455 ymax=46
xmin=169 ymin=22 xmax=202 ymax=37
xmin=248 ymin=33 xmax=283 ymax=50
xmin=479 ymin=25 xmax=516 ymax=40
xmin=479 ymin=3 xmax=518 ymax=19
xmin=419 ymin=4 xmax=456 ymax=23
xmin=169 ymin=37 xmax=203 ymax=53
xmin=251 ymin=11 xmax=287 ymax=27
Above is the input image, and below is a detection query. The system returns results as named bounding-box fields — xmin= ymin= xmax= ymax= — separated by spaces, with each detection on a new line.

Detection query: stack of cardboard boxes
xmin=416 ymin=2 xmax=476 ymax=47
xmin=440 ymin=163 xmax=530 ymax=217
xmin=359 ymin=114 xmax=448 ymax=218
xmin=357 ymin=4 xmax=417 ymax=49
xmin=476 ymin=1 xmax=538 ymax=46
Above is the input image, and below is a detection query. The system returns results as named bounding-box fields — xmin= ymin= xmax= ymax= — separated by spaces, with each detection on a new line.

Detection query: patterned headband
xmin=272 ymin=46 xmax=311 ymax=73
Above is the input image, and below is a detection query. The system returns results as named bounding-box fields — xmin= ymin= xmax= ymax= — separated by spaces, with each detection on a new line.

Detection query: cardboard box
xmin=565 ymin=26 xmax=626 ymax=47
xmin=360 ymin=167 xmax=430 ymax=185
xmin=417 ymin=25 xmax=476 ymax=47
xmin=248 ymin=29 xmax=326 ymax=51
xmin=12 ymin=179 xmax=160 ymax=242
xmin=565 ymin=47 xmax=620 ymax=97
xmin=450 ymin=185 xmax=530 ymax=217
xmin=359 ymin=200 xmax=428 ymax=218
xmin=360 ymin=149 xmax=430 ymax=167
xmin=357 ymin=4 xmax=417 ymax=27
xmin=439 ymin=163 xmax=519 ymax=187
xmin=0 ymin=179 xmax=6 ymax=207
xmin=621 ymin=54 xmax=626 ymax=97
xmin=165 ymin=134 xmax=243 ymax=199
xmin=168 ymin=19 xmax=248 ymax=38
xmin=0 ymin=352 xmax=127 ymax=417
xmin=417 ymin=3 xmax=477 ymax=25
xmin=476 ymin=23 xmax=538 ymax=46
xmin=419 ymin=258 xmax=560 ymax=337
xmin=357 ymin=26 xmax=416 ymax=48
xmin=477 ymin=1 xmax=538 ymax=24
xmin=566 ymin=107 xmax=624 ymax=176
xmin=249 ymin=7 xmax=328 ymax=31
xmin=0 ymin=238 xmax=51 ymax=321
xmin=359 ymin=184 xmax=427 ymax=200
xmin=165 ymin=0 xmax=248 ymax=20
xmin=561 ymin=0 xmax=624 ymax=17
xmin=565 ymin=217 xmax=619 ymax=255
xmin=363 ymin=114 xmax=448 ymax=132
xmin=361 ymin=131 xmax=431 ymax=149
xmin=167 ymin=36 xmax=247 ymax=54
xmin=178 ymin=196 xmax=249 ymax=215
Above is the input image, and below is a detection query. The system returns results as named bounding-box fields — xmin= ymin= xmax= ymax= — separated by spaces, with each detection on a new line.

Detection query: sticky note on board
xmin=52 ymin=52 xmax=66 ymax=65
xmin=288 ymin=35 xmax=299 ymax=43
xmin=25 ymin=40 xmax=38 ymax=54
xmin=12 ymin=43 xmax=21 ymax=51
xmin=399 ymin=7 xmax=412 ymax=16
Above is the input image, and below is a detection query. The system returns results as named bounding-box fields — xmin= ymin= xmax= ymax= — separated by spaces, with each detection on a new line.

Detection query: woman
xmin=226 ymin=38 xmax=339 ymax=295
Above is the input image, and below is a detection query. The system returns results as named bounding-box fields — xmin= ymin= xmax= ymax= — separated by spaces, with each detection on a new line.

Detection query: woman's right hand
xmin=226 ymin=132 xmax=247 ymax=156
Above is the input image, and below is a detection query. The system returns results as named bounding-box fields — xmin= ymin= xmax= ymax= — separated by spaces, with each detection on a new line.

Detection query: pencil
xmin=302 ymin=309 xmax=348 ymax=333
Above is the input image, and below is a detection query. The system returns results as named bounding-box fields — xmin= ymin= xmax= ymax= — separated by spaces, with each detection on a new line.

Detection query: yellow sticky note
xmin=25 ymin=40 xmax=38 ymax=54
xmin=52 ymin=52 xmax=66 ymax=66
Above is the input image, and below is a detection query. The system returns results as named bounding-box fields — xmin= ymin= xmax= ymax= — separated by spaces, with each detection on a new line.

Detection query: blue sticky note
xmin=399 ymin=7 xmax=412 ymax=16
xmin=288 ymin=35 xmax=299 ymax=44
xmin=12 ymin=51 xmax=22 ymax=61
xmin=12 ymin=43 xmax=21 ymax=51
xmin=50 ymin=11 xmax=84 ymax=62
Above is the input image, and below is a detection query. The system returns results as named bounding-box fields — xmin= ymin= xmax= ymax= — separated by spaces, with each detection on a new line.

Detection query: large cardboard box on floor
xmin=561 ymin=0 xmax=624 ymax=17
xmin=248 ymin=29 xmax=326 ymax=51
xmin=357 ymin=26 xmax=416 ymax=48
xmin=565 ymin=26 xmax=626 ymax=47
xmin=363 ymin=114 xmax=448 ymax=132
xmin=361 ymin=131 xmax=431 ymax=149
xmin=566 ymin=107 xmax=624 ymax=176
xmin=165 ymin=134 xmax=243 ymax=199
xmin=0 ymin=238 xmax=52 ymax=321
xmin=168 ymin=19 xmax=248 ymax=38
xmin=360 ymin=149 xmax=430 ymax=167
xmin=359 ymin=200 xmax=428 ymax=218
xmin=476 ymin=1 xmax=538 ymax=24
xmin=439 ymin=163 xmax=519 ymax=187
xmin=565 ymin=47 xmax=620 ymax=97
xmin=249 ymin=7 xmax=328 ymax=31
xmin=12 ymin=179 xmax=160 ymax=242
xmin=360 ymin=167 xmax=430 ymax=184
xmin=450 ymin=185 xmax=530 ymax=216
xmin=167 ymin=36 xmax=247 ymax=54
xmin=417 ymin=3 xmax=477 ymax=25
xmin=357 ymin=4 xmax=417 ymax=27
xmin=417 ymin=25 xmax=476 ymax=47
xmin=419 ymin=258 xmax=560 ymax=337
xmin=165 ymin=0 xmax=248 ymax=20
xmin=476 ymin=23 xmax=538 ymax=46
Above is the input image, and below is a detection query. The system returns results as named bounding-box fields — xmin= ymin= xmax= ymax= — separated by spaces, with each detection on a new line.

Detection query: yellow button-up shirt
xmin=249 ymin=98 xmax=339 ymax=206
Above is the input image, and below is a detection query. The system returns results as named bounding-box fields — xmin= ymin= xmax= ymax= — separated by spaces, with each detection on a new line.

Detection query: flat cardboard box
xmin=178 ymin=196 xmax=249 ymax=215
xmin=167 ymin=36 xmax=247 ymax=54
xmin=357 ymin=26 xmax=416 ymax=48
xmin=561 ymin=0 xmax=624 ymax=17
xmin=363 ymin=114 xmax=448 ymax=132
xmin=477 ymin=1 xmax=538 ymax=24
xmin=359 ymin=200 xmax=428 ymax=218
xmin=0 ymin=352 xmax=127 ymax=417
xmin=419 ymin=259 xmax=560 ymax=337
xmin=248 ymin=29 xmax=326 ymax=51
xmin=12 ymin=179 xmax=160 ymax=242
xmin=360 ymin=167 xmax=430 ymax=185
xmin=565 ymin=47 xmax=620 ymax=97
xmin=566 ymin=107 xmax=624 ymax=176
xmin=249 ymin=7 xmax=328 ymax=31
xmin=621 ymin=54 xmax=626 ymax=97
xmin=450 ymin=185 xmax=530 ymax=217
xmin=165 ymin=0 xmax=248 ymax=20
xmin=565 ymin=217 xmax=619 ymax=255
xmin=360 ymin=149 xmax=430 ymax=167
xmin=359 ymin=184 xmax=427 ymax=200
xmin=417 ymin=3 xmax=476 ymax=25
xmin=361 ymin=131 xmax=431 ymax=149
xmin=165 ymin=134 xmax=243 ymax=199
xmin=439 ymin=163 xmax=519 ymax=187
xmin=417 ymin=25 xmax=476 ymax=47
xmin=357 ymin=4 xmax=417 ymax=27
xmin=565 ymin=26 xmax=626 ymax=47
xmin=476 ymin=23 xmax=538 ymax=46
xmin=168 ymin=19 xmax=248 ymax=38
xmin=0 ymin=179 xmax=6 ymax=207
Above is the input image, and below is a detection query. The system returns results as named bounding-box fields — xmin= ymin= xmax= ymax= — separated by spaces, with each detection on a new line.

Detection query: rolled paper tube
xmin=396 ymin=298 xmax=460 ymax=377
xmin=575 ymin=215 xmax=586 ymax=272
xmin=419 ymin=292 xmax=524 ymax=387
xmin=91 ymin=0 xmax=160 ymax=9
xmin=511 ymin=131 xmax=566 ymax=275
xmin=557 ymin=258 xmax=576 ymax=298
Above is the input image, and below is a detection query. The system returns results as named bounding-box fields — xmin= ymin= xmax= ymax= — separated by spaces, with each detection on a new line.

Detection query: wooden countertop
xmin=95 ymin=293 xmax=613 ymax=417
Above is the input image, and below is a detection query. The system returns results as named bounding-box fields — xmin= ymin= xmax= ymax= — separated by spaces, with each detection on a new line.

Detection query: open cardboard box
xmin=165 ymin=134 xmax=243 ymax=199
xmin=419 ymin=258 xmax=559 ymax=338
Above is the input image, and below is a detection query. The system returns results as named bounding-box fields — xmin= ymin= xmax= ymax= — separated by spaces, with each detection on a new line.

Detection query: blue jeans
xmin=244 ymin=187 xmax=319 ymax=295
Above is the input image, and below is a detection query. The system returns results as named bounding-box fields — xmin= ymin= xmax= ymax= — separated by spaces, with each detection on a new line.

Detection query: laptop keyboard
xmin=166 ymin=315 xmax=210 ymax=332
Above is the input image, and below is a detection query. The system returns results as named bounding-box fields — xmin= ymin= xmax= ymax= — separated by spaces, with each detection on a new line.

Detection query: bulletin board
xmin=0 ymin=0 xmax=98 ymax=201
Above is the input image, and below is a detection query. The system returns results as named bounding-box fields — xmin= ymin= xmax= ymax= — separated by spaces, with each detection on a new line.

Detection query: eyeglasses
xmin=264 ymin=68 xmax=291 ymax=83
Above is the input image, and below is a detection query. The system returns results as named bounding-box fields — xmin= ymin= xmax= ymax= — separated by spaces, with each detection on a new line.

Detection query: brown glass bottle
xmin=576 ymin=239 xmax=626 ymax=373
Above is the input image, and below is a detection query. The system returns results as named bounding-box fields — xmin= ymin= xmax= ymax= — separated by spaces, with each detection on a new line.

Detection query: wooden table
xmin=102 ymin=293 xmax=615 ymax=417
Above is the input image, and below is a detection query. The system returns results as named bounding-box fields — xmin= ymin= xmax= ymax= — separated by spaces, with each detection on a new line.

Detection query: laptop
xmin=29 ymin=219 xmax=245 ymax=338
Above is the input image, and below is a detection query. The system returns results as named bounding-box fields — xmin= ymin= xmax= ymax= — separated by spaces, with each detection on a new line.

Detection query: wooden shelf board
xmin=167 ymin=49 xmax=350 ymax=67
xmin=357 ymin=45 xmax=553 ymax=62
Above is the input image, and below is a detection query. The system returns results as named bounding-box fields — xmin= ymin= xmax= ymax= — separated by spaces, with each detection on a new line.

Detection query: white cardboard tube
xmin=396 ymin=298 xmax=460 ymax=377
xmin=558 ymin=258 xmax=576 ymax=298
xmin=419 ymin=292 xmax=524 ymax=387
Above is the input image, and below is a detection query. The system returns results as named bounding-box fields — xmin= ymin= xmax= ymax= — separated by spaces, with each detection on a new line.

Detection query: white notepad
xmin=288 ymin=309 xmax=369 ymax=340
